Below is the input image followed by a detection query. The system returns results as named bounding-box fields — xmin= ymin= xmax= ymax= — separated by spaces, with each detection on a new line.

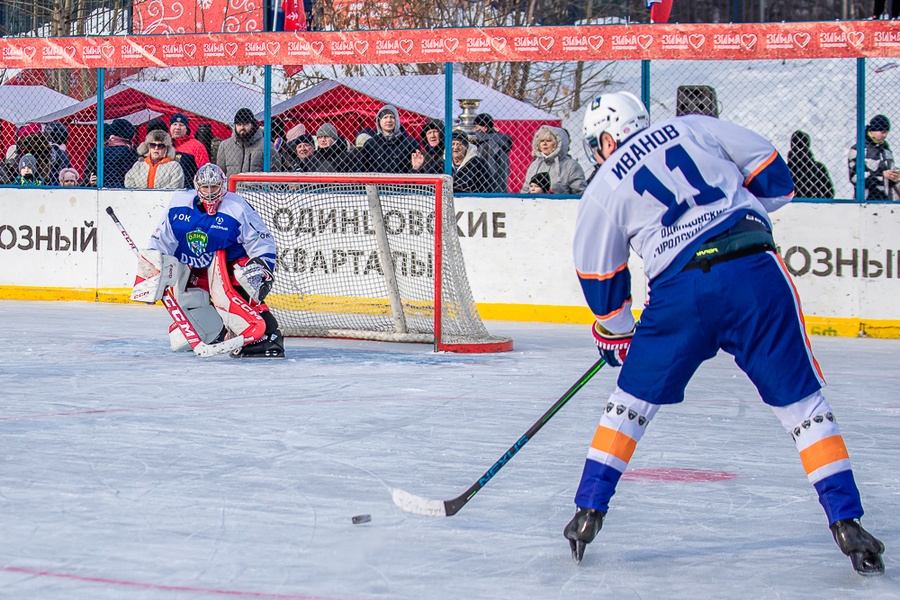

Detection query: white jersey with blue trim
xmin=149 ymin=190 xmax=276 ymax=271
xmin=573 ymin=114 xmax=795 ymax=334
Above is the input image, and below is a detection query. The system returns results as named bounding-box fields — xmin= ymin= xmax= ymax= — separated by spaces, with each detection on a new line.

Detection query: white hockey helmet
xmin=194 ymin=163 xmax=226 ymax=215
xmin=582 ymin=91 xmax=650 ymax=159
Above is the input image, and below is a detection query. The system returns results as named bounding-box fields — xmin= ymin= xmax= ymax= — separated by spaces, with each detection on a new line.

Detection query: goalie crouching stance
xmin=131 ymin=163 xmax=284 ymax=358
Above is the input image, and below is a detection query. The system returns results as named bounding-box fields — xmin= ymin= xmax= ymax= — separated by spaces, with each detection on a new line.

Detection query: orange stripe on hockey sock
xmin=799 ymin=435 xmax=850 ymax=475
xmin=590 ymin=425 xmax=637 ymax=464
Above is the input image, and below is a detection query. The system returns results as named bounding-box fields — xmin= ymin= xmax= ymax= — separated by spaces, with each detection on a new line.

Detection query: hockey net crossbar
xmin=230 ymin=173 xmax=512 ymax=353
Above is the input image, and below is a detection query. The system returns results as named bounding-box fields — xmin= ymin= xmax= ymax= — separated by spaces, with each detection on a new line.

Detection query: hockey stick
xmin=105 ymin=206 xmax=244 ymax=358
xmin=391 ymin=357 xmax=607 ymax=517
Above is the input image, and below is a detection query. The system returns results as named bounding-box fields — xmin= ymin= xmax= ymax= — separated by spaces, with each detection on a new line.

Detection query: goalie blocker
xmin=131 ymin=248 xmax=284 ymax=358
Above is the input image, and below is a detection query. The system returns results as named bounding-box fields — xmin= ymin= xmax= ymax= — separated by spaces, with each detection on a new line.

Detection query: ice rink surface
xmin=1 ymin=300 xmax=898 ymax=599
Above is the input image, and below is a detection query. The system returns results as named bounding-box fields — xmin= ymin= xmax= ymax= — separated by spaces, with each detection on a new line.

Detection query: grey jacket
xmin=521 ymin=126 xmax=586 ymax=194
xmin=215 ymin=127 xmax=281 ymax=177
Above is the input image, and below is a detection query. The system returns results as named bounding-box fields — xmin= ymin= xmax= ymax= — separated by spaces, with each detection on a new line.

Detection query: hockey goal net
xmin=229 ymin=173 xmax=512 ymax=353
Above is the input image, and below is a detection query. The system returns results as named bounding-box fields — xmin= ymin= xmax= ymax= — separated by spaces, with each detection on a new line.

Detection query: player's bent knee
xmin=770 ymin=390 xmax=832 ymax=433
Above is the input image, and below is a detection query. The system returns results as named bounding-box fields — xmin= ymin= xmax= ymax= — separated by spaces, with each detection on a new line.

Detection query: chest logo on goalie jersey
xmin=186 ymin=230 xmax=209 ymax=256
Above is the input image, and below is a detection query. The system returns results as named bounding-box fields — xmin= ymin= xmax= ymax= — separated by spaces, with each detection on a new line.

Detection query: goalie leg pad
xmin=130 ymin=249 xmax=187 ymax=303
xmin=168 ymin=303 xmax=225 ymax=351
xmin=208 ymin=250 xmax=267 ymax=343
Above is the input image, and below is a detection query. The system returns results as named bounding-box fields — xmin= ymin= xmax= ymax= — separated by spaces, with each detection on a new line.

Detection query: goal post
xmin=229 ymin=172 xmax=513 ymax=353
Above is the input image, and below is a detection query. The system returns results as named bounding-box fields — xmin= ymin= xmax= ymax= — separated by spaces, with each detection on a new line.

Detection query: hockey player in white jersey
xmin=132 ymin=163 xmax=284 ymax=358
xmin=564 ymin=92 xmax=884 ymax=575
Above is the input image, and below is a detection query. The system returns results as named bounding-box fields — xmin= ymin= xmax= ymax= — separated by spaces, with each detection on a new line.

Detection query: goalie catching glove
xmin=592 ymin=321 xmax=634 ymax=367
xmin=234 ymin=257 xmax=274 ymax=303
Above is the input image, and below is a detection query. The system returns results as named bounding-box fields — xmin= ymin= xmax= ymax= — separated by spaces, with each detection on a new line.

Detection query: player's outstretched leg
xmin=563 ymin=507 xmax=605 ymax=563
xmin=831 ymin=519 xmax=885 ymax=575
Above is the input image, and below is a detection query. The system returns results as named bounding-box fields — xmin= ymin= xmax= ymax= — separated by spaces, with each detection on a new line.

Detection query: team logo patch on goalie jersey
xmin=186 ymin=230 xmax=209 ymax=256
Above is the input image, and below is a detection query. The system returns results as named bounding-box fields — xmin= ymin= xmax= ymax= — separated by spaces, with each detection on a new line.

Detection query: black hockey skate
xmin=830 ymin=518 xmax=885 ymax=576
xmin=563 ymin=507 xmax=605 ymax=563
xmin=231 ymin=330 xmax=285 ymax=359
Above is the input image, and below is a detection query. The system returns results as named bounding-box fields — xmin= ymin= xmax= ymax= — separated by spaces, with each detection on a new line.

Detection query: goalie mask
xmin=194 ymin=163 xmax=227 ymax=215
xmin=582 ymin=91 xmax=650 ymax=162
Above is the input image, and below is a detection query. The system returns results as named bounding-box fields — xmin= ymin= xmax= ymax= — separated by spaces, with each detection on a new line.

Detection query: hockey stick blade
xmin=391 ymin=358 xmax=606 ymax=517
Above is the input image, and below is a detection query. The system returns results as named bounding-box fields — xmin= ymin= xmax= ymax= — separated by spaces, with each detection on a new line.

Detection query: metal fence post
xmin=856 ymin=58 xmax=866 ymax=202
xmin=263 ymin=65 xmax=272 ymax=172
xmin=641 ymin=60 xmax=651 ymax=120
xmin=97 ymin=68 xmax=105 ymax=188
xmin=444 ymin=63 xmax=453 ymax=176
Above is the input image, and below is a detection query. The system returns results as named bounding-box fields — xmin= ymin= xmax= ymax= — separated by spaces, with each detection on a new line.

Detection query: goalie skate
xmin=231 ymin=330 xmax=285 ymax=359
xmin=563 ymin=507 xmax=605 ymax=563
xmin=830 ymin=518 xmax=885 ymax=575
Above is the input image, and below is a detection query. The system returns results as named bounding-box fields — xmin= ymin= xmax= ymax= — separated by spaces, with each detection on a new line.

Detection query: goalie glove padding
xmin=130 ymin=249 xmax=188 ymax=303
xmin=235 ymin=257 xmax=275 ymax=303
xmin=592 ymin=321 xmax=635 ymax=368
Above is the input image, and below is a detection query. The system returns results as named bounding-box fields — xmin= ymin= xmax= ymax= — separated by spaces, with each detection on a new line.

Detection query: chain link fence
xmin=1 ymin=57 xmax=897 ymax=200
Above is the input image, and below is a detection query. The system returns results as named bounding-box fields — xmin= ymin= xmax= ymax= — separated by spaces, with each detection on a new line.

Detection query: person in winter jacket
xmin=471 ymin=113 xmax=513 ymax=192
xmin=125 ymin=129 xmax=185 ymax=189
xmin=788 ymin=130 xmax=834 ymax=199
xmin=14 ymin=154 xmax=45 ymax=186
xmin=411 ymin=119 xmax=445 ymax=175
xmin=528 ymin=171 xmax=553 ymax=194
xmin=44 ymin=122 xmax=71 ymax=185
xmin=521 ymin=125 xmax=586 ymax=194
xmin=216 ymin=108 xmax=281 ymax=176
xmin=148 ymin=118 xmax=197 ymax=184
xmin=450 ymin=130 xmax=490 ymax=193
xmin=847 ymin=114 xmax=900 ymax=200
xmin=282 ymin=134 xmax=318 ymax=172
xmin=360 ymin=105 xmax=420 ymax=173
xmin=82 ymin=118 xmax=139 ymax=187
xmin=312 ymin=123 xmax=353 ymax=172
xmin=16 ymin=126 xmax=53 ymax=185
xmin=169 ymin=113 xmax=210 ymax=169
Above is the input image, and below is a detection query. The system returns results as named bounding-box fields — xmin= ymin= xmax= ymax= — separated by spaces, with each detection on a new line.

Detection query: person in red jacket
xmin=169 ymin=113 xmax=210 ymax=169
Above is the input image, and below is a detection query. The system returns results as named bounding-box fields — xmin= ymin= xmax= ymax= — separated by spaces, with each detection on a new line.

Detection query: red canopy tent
xmin=0 ymin=86 xmax=79 ymax=162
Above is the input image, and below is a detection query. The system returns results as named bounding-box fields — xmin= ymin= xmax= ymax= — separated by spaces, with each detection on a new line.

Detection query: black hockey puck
xmin=351 ymin=514 xmax=372 ymax=524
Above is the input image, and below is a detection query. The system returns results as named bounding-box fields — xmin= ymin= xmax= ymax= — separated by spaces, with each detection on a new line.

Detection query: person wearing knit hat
xmin=450 ymin=129 xmax=490 ymax=193
xmin=81 ymin=118 xmax=138 ymax=187
xmin=107 ymin=118 xmax=136 ymax=142
xmin=125 ymin=129 xmax=185 ymax=189
xmin=411 ymin=119 xmax=444 ymax=175
xmin=359 ymin=104 xmax=419 ymax=173
xmin=471 ymin=112 xmax=513 ymax=192
xmin=283 ymin=133 xmax=317 ymax=172
xmin=848 ymin=113 xmax=900 ymax=199
xmin=58 ymin=167 xmax=80 ymax=186
xmin=215 ymin=107 xmax=279 ymax=176
xmin=312 ymin=122 xmax=353 ymax=172
xmin=528 ymin=171 xmax=552 ymax=194
xmin=15 ymin=153 xmax=44 ymax=186
xmin=169 ymin=112 xmax=210 ymax=169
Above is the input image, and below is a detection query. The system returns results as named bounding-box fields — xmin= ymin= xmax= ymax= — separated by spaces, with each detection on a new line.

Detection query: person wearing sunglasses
xmin=125 ymin=130 xmax=185 ymax=189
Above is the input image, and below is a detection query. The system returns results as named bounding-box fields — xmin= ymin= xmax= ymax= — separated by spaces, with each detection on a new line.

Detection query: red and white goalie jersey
xmin=573 ymin=114 xmax=795 ymax=334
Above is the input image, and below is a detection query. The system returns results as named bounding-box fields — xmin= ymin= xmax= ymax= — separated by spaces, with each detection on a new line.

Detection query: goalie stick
xmin=105 ymin=206 xmax=244 ymax=358
xmin=391 ymin=357 xmax=607 ymax=517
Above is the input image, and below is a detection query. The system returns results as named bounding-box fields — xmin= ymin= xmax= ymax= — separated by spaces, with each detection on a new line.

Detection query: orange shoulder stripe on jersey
xmin=590 ymin=425 xmax=638 ymax=464
xmin=576 ymin=261 xmax=629 ymax=281
xmin=799 ymin=435 xmax=850 ymax=475
xmin=743 ymin=150 xmax=779 ymax=187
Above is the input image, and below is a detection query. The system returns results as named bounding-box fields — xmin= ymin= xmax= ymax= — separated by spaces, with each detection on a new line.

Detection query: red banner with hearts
xmin=2 ymin=21 xmax=899 ymax=69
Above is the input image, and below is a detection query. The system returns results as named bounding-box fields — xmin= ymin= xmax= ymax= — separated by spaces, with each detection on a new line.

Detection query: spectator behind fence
xmin=313 ymin=123 xmax=353 ymax=172
xmin=350 ymin=129 xmax=375 ymax=172
xmin=528 ymin=172 xmax=552 ymax=194
xmin=125 ymin=130 xmax=185 ymax=189
xmin=361 ymin=105 xmax=419 ymax=173
xmin=169 ymin=113 xmax=210 ymax=169
xmin=195 ymin=123 xmax=216 ymax=164
xmin=788 ymin=131 xmax=834 ymax=199
xmin=216 ymin=108 xmax=281 ymax=176
xmin=848 ymin=114 xmax=900 ymax=199
xmin=873 ymin=0 xmax=900 ymax=19
xmin=16 ymin=124 xmax=53 ymax=185
xmin=82 ymin=118 xmax=139 ymax=187
xmin=15 ymin=154 xmax=44 ymax=186
xmin=450 ymin=130 xmax=490 ymax=193
xmin=282 ymin=133 xmax=317 ymax=172
xmin=411 ymin=119 xmax=445 ymax=175
xmin=279 ymin=124 xmax=306 ymax=170
xmin=471 ymin=113 xmax=513 ymax=192
xmin=58 ymin=167 xmax=80 ymax=186
xmin=521 ymin=125 xmax=586 ymax=195
xmin=44 ymin=122 xmax=71 ymax=185
xmin=149 ymin=118 xmax=197 ymax=184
